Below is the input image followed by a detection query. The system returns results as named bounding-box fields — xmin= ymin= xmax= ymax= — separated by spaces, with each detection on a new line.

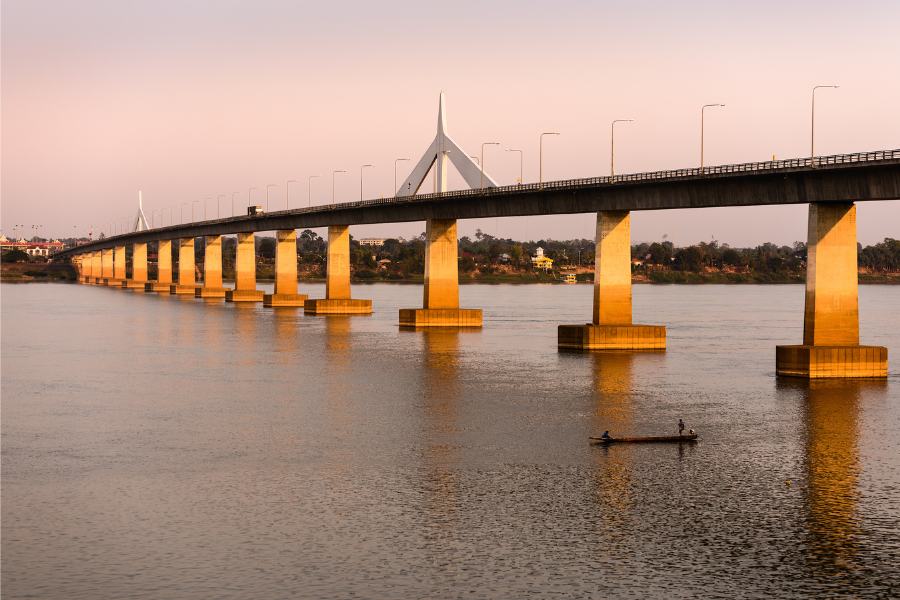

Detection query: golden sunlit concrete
xmin=777 ymin=203 xmax=887 ymax=378
xmin=109 ymin=244 xmax=126 ymax=286
xmin=304 ymin=225 xmax=371 ymax=314
xmin=399 ymin=219 xmax=482 ymax=327
xmin=559 ymin=211 xmax=666 ymax=350
xmin=123 ymin=242 xmax=148 ymax=289
xmin=225 ymin=232 xmax=264 ymax=302
xmin=100 ymin=248 xmax=114 ymax=285
xmin=264 ymin=230 xmax=308 ymax=307
xmin=196 ymin=235 xmax=227 ymax=299
xmin=170 ymin=238 xmax=200 ymax=295
xmin=91 ymin=252 xmax=102 ymax=284
xmin=145 ymin=239 xmax=173 ymax=292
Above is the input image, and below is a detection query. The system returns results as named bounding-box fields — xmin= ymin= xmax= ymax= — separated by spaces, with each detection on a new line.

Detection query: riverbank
xmin=0 ymin=262 xmax=77 ymax=283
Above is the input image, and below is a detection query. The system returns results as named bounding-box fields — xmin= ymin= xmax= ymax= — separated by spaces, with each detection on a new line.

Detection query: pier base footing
xmin=195 ymin=287 xmax=228 ymax=299
xmin=776 ymin=345 xmax=887 ymax=378
xmin=122 ymin=280 xmax=147 ymax=290
xmin=144 ymin=282 xmax=172 ymax=293
xmin=304 ymin=298 xmax=372 ymax=314
xmin=170 ymin=284 xmax=201 ymax=295
xmin=399 ymin=308 xmax=483 ymax=328
xmin=225 ymin=289 xmax=264 ymax=302
xmin=264 ymin=293 xmax=308 ymax=307
xmin=558 ymin=324 xmax=666 ymax=351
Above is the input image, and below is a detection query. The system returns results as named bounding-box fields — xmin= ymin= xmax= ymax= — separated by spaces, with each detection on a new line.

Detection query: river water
xmin=2 ymin=282 xmax=899 ymax=598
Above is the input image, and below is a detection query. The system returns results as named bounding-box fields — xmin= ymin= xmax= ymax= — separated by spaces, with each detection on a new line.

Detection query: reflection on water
xmin=2 ymin=283 xmax=898 ymax=599
xmin=420 ymin=329 xmax=462 ymax=525
xmin=590 ymin=353 xmax=634 ymax=532
xmin=795 ymin=379 xmax=883 ymax=577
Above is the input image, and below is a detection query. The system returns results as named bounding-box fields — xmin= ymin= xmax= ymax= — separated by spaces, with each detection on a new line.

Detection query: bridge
xmin=59 ymin=95 xmax=899 ymax=379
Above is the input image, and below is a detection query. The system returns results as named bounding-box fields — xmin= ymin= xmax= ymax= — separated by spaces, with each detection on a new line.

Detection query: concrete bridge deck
xmin=55 ymin=149 xmax=900 ymax=257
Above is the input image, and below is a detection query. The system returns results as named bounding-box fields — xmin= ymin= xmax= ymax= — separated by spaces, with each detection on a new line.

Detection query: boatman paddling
xmin=678 ymin=419 xmax=685 ymax=436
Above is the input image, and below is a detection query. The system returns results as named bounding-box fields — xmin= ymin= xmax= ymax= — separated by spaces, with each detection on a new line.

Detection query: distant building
xmin=0 ymin=236 xmax=64 ymax=256
xmin=531 ymin=247 xmax=554 ymax=271
xmin=359 ymin=238 xmax=386 ymax=247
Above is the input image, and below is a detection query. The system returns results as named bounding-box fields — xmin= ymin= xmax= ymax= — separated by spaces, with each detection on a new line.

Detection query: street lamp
xmin=231 ymin=192 xmax=239 ymax=217
xmin=308 ymin=175 xmax=320 ymax=207
xmin=332 ymin=170 xmax=347 ymax=203
xmin=205 ymin=197 xmax=213 ymax=220
xmin=394 ymin=158 xmax=410 ymax=195
xmin=248 ymin=187 xmax=257 ymax=213
xmin=610 ymin=119 xmax=634 ymax=177
xmin=811 ymin=85 xmax=839 ymax=163
xmin=181 ymin=203 xmax=188 ymax=224
xmin=266 ymin=184 xmax=277 ymax=212
xmin=481 ymin=142 xmax=500 ymax=189
xmin=539 ymin=132 xmax=560 ymax=186
xmin=506 ymin=148 xmax=523 ymax=184
xmin=700 ymin=103 xmax=725 ymax=169
xmin=285 ymin=180 xmax=297 ymax=210
xmin=360 ymin=164 xmax=373 ymax=200
xmin=217 ymin=195 xmax=226 ymax=219
xmin=191 ymin=200 xmax=200 ymax=222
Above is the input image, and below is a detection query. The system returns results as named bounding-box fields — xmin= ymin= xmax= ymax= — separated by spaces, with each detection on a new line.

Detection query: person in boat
xmin=601 ymin=430 xmax=611 ymax=440
xmin=678 ymin=419 xmax=685 ymax=436
xmin=689 ymin=429 xmax=695 ymax=436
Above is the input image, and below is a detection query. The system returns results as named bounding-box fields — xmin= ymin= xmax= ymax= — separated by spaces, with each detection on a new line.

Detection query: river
xmin=2 ymin=282 xmax=899 ymax=598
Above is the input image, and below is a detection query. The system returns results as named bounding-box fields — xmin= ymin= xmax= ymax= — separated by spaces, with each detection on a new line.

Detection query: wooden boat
xmin=589 ymin=433 xmax=699 ymax=444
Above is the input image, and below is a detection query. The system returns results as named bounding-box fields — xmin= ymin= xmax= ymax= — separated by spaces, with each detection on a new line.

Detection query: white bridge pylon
xmin=132 ymin=190 xmax=149 ymax=232
xmin=396 ymin=93 xmax=498 ymax=196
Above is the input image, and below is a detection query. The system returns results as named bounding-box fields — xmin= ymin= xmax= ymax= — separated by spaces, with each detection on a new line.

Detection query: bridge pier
xmin=123 ymin=243 xmax=148 ymax=289
xmin=99 ymin=248 xmax=114 ymax=285
xmin=305 ymin=225 xmax=371 ymax=314
xmin=145 ymin=240 xmax=173 ymax=292
xmin=196 ymin=235 xmax=227 ymax=298
xmin=776 ymin=202 xmax=887 ymax=378
xmin=170 ymin=238 xmax=200 ymax=295
xmin=225 ymin=232 xmax=264 ymax=302
xmin=108 ymin=244 xmax=126 ymax=287
xmin=399 ymin=218 xmax=482 ymax=327
xmin=558 ymin=211 xmax=666 ymax=350
xmin=90 ymin=252 xmax=102 ymax=283
xmin=264 ymin=230 xmax=307 ymax=307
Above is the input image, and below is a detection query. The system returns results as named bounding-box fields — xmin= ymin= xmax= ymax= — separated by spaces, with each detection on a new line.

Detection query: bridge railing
xmin=279 ymin=148 xmax=900 ymax=215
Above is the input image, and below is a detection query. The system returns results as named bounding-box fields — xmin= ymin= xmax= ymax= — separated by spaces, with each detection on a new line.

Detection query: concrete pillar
xmin=170 ymin=238 xmax=199 ymax=294
xmin=777 ymin=203 xmax=886 ymax=377
xmin=399 ymin=218 xmax=482 ymax=327
xmin=91 ymin=251 xmax=102 ymax=284
xmin=196 ymin=235 xmax=227 ymax=298
xmin=264 ymin=229 xmax=308 ymax=307
xmin=101 ymin=248 xmax=114 ymax=285
xmin=225 ymin=232 xmax=264 ymax=302
xmin=146 ymin=240 xmax=173 ymax=292
xmin=112 ymin=245 xmax=126 ymax=285
xmin=304 ymin=225 xmax=371 ymax=314
xmin=123 ymin=243 xmax=148 ymax=289
xmin=558 ymin=211 xmax=665 ymax=350
xmin=79 ymin=256 xmax=91 ymax=283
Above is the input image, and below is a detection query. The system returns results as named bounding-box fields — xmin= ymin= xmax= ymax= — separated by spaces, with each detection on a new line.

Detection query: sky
xmin=2 ymin=0 xmax=899 ymax=246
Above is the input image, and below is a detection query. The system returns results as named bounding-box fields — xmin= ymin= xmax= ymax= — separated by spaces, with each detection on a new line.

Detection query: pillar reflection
xmin=420 ymin=329 xmax=462 ymax=524
xmin=590 ymin=352 xmax=635 ymax=532
xmin=271 ymin=310 xmax=298 ymax=365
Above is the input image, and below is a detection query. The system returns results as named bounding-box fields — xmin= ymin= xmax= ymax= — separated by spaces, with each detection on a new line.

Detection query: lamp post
xmin=506 ymin=148 xmax=523 ymax=184
xmin=248 ymin=187 xmax=257 ymax=214
xmin=205 ymin=197 xmax=212 ymax=220
xmin=181 ymin=203 xmax=188 ymax=224
xmin=285 ymin=180 xmax=296 ymax=210
xmin=332 ymin=170 xmax=347 ymax=203
xmin=217 ymin=195 xmax=226 ymax=219
xmin=610 ymin=119 xmax=634 ymax=177
xmin=700 ymin=103 xmax=725 ymax=169
xmin=266 ymin=184 xmax=277 ymax=212
xmin=394 ymin=158 xmax=410 ymax=195
xmin=539 ymin=132 xmax=560 ymax=186
xmin=811 ymin=85 xmax=839 ymax=164
xmin=308 ymin=175 xmax=320 ymax=207
xmin=231 ymin=192 xmax=238 ymax=217
xmin=480 ymin=142 xmax=500 ymax=189
xmin=360 ymin=164 xmax=373 ymax=200
xmin=191 ymin=200 xmax=200 ymax=222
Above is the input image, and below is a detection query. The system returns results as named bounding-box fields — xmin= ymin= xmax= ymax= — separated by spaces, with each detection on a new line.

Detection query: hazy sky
xmin=2 ymin=0 xmax=899 ymax=245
